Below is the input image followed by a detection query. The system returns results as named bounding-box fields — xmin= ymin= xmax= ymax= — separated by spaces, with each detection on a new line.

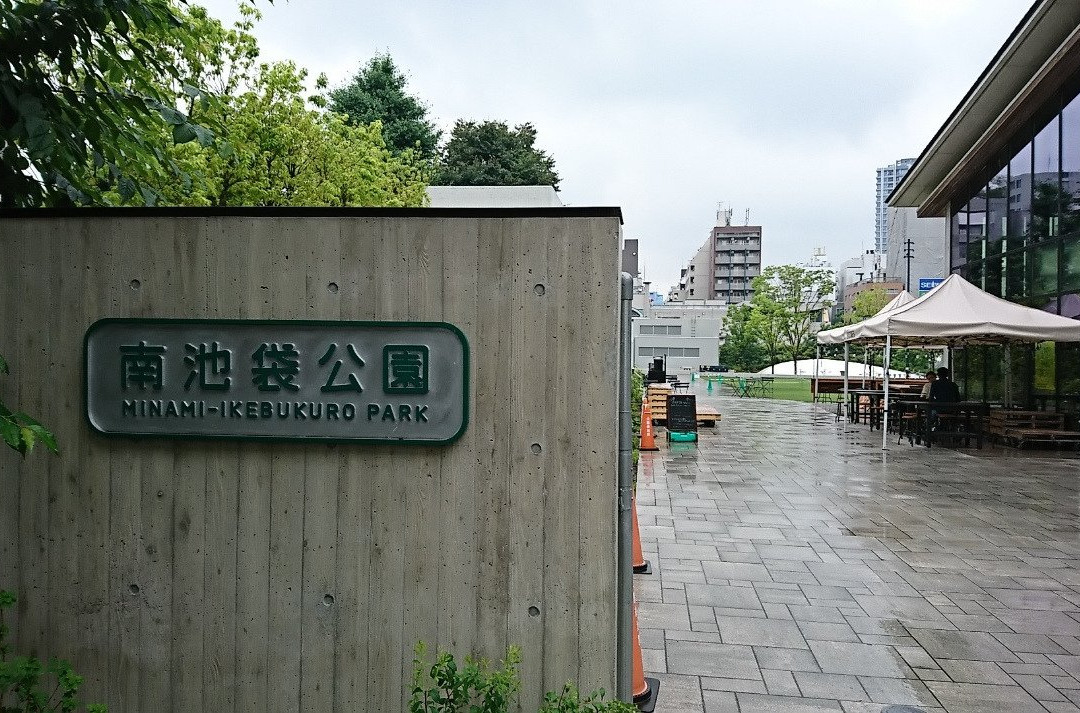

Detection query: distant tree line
xmin=1 ymin=1 xmax=560 ymax=208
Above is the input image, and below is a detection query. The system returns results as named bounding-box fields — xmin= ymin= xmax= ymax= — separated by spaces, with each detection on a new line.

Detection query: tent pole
xmin=843 ymin=343 xmax=850 ymax=426
xmin=1004 ymin=344 xmax=1012 ymax=408
xmin=862 ymin=348 xmax=868 ymax=388
xmin=882 ymin=335 xmax=891 ymax=450
xmin=814 ymin=345 xmax=820 ymax=404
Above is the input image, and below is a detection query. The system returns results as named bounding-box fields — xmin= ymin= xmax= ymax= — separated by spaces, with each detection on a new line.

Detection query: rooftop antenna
xmin=744 ymin=209 xmax=750 ymax=225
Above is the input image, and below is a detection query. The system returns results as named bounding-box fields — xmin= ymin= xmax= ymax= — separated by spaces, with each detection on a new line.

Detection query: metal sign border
xmin=83 ymin=318 xmax=470 ymax=446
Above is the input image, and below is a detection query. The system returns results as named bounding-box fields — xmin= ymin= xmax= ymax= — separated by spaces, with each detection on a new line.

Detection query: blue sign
xmin=918 ymin=278 xmax=944 ymax=293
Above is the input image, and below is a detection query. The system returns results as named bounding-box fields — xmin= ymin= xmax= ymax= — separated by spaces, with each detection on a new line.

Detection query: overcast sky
xmin=201 ymin=0 xmax=1027 ymax=293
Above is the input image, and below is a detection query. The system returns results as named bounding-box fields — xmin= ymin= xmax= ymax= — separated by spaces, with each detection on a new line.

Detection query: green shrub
xmin=409 ymin=642 xmax=520 ymax=713
xmin=539 ymin=682 xmax=635 ymax=712
xmin=409 ymin=643 xmax=634 ymax=713
xmin=0 ymin=590 xmax=106 ymax=712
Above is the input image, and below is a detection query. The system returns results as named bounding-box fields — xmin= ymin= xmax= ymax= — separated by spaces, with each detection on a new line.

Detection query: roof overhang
xmin=889 ymin=0 xmax=1080 ymax=217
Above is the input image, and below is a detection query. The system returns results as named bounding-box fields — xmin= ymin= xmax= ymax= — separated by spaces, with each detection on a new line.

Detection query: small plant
xmin=0 ymin=354 xmax=58 ymax=457
xmin=410 ymin=643 xmax=635 ymax=713
xmin=539 ymin=682 xmax=636 ymax=713
xmin=0 ymin=590 xmax=106 ymax=712
xmin=410 ymin=642 xmax=520 ymax=713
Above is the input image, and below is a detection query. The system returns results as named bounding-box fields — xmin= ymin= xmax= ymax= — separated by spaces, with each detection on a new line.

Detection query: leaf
xmin=191 ymin=123 xmax=214 ymax=147
xmin=157 ymin=103 xmax=186 ymax=126
xmin=0 ymin=419 xmax=19 ymax=450
xmin=0 ymin=353 xmax=7 ymax=373
xmin=26 ymin=424 xmax=58 ymax=453
xmin=20 ymin=426 xmax=35 ymax=454
xmin=172 ymin=122 xmax=198 ymax=144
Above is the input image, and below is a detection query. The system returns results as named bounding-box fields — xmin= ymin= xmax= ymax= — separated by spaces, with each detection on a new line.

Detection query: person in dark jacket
xmin=928 ymin=367 xmax=961 ymax=402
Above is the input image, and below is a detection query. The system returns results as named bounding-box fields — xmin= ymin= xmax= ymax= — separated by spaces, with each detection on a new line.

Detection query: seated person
xmin=928 ymin=367 xmax=960 ymax=402
xmin=919 ymin=370 xmax=936 ymax=399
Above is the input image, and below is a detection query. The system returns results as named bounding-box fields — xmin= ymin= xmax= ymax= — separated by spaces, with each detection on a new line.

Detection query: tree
xmin=751 ymin=265 xmax=835 ymax=373
xmin=846 ymin=288 xmax=891 ymax=324
xmin=748 ymin=300 xmax=786 ymax=374
xmin=718 ymin=303 xmax=766 ymax=372
xmin=328 ymin=54 xmax=440 ymax=161
xmin=0 ymin=0 xmax=213 ymax=207
xmin=102 ymin=10 xmax=428 ymax=207
xmin=435 ymin=120 xmax=560 ymax=189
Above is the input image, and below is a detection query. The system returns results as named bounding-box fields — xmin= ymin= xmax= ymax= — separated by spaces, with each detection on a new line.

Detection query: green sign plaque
xmin=85 ymin=319 xmax=469 ymax=444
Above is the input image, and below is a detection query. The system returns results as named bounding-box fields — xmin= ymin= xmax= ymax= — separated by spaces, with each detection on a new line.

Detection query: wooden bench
xmin=696 ymin=406 xmax=720 ymax=427
xmin=646 ymin=385 xmax=672 ymax=424
xmin=989 ymin=410 xmax=1080 ymax=449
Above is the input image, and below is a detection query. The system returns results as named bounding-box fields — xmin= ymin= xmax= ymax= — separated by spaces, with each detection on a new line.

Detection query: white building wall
xmin=632 ymin=315 xmax=723 ymax=373
xmin=884 ymin=207 xmax=948 ymax=294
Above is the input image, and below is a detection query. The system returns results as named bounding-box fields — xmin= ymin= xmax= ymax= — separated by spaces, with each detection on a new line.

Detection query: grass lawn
xmin=762 ymin=377 xmax=813 ymax=403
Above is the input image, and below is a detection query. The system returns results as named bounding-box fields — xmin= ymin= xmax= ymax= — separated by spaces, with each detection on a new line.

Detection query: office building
xmin=670 ymin=210 xmax=762 ymax=304
xmin=883 ymin=207 xmax=948 ymax=294
xmin=876 ymin=158 xmax=915 ymax=253
xmin=632 ymin=302 xmax=726 ymax=373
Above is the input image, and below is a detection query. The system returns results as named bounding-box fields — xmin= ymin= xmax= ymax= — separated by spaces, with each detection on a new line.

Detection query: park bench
xmin=988 ymin=410 xmax=1080 ymax=449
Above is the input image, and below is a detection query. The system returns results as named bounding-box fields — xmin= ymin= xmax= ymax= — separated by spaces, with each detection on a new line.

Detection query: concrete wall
xmin=0 ymin=209 xmax=621 ymax=713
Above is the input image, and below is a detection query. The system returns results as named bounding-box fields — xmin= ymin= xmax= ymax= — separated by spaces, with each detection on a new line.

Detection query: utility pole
xmin=903 ymin=237 xmax=915 ymax=293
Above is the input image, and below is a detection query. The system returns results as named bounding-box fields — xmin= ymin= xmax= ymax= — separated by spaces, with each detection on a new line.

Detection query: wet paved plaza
xmin=636 ymin=382 xmax=1080 ymax=712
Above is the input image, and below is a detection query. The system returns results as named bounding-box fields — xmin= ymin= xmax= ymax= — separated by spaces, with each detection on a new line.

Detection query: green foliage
xmin=0 ymin=590 xmax=105 ymax=712
xmin=0 ymin=0 xmax=211 ymax=206
xmin=1035 ymin=341 xmax=1055 ymax=393
xmin=329 ymin=54 xmax=441 ymax=160
xmin=0 ymin=354 xmax=58 ymax=458
xmin=435 ymin=121 xmax=560 ymax=189
xmin=630 ymin=369 xmax=643 ymax=467
xmin=719 ymin=304 xmax=767 ymax=372
xmin=409 ymin=643 xmax=632 ymax=713
xmin=410 ymin=642 xmax=520 ymax=713
xmin=538 ymin=683 xmax=635 ymax=713
xmin=115 ymin=10 xmax=429 ymax=207
xmin=751 ymin=265 xmax=835 ymax=371
xmin=845 ymin=288 xmax=891 ymax=324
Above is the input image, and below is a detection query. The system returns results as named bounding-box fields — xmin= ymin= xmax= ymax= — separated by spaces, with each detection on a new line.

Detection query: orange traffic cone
xmin=631 ymin=495 xmax=651 ymax=574
xmin=631 ymin=599 xmax=660 ymax=712
xmin=639 ymin=399 xmax=659 ymax=452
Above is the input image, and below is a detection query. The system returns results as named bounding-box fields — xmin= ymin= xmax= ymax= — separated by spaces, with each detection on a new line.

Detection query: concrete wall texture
xmin=0 ymin=210 xmax=621 ymax=713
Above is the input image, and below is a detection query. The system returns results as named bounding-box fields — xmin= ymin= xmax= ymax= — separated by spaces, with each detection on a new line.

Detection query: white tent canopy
xmin=816 ymin=290 xmax=916 ymax=345
xmin=843 ymin=274 xmax=1080 ymax=346
xmin=813 ymin=275 xmax=1080 ymax=450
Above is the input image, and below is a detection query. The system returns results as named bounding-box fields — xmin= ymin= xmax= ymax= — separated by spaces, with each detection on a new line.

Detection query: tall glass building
xmin=876 ymin=158 xmax=915 ymax=254
xmin=890 ymin=0 xmax=1080 ymax=410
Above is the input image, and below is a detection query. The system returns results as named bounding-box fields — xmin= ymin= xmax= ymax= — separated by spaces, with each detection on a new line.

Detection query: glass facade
xmin=950 ymin=75 xmax=1080 ymax=408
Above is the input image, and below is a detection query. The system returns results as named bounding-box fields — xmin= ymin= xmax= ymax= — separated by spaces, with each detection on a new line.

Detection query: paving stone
xmin=909 ymin=629 xmax=1021 ymax=663
xmin=638 ymin=601 xmax=691 ymax=631
xmin=807 ymin=640 xmax=909 ymax=677
xmin=736 ymin=693 xmax=843 ymax=712
xmin=754 ymin=646 xmax=823 ymax=673
xmin=935 ymin=659 xmax=1012 ymax=684
xmin=685 ymin=583 xmax=763 ymax=609
xmin=763 ymin=668 xmax=801 ymax=696
xmin=666 ymin=640 xmax=761 ymax=680
xmin=718 ymin=615 xmax=809 ymax=649
xmin=792 ymin=671 xmax=866 ymax=700
xmin=925 ymin=680 xmax=1046 ymax=712
xmin=796 ymin=621 xmax=860 ymax=643
xmin=635 ymin=393 xmax=1080 ymax=713
xmin=702 ymin=689 xmax=739 ymax=712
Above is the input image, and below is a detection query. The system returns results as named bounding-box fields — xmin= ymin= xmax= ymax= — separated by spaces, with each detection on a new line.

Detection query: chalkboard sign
xmin=666 ymin=394 xmax=698 ymax=433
